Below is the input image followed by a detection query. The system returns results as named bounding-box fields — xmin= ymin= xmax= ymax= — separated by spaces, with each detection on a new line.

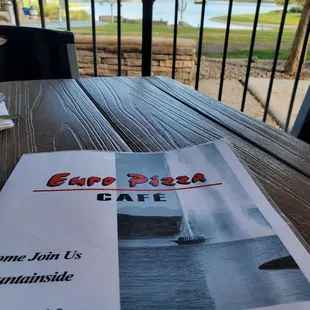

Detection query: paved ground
xmin=198 ymin=60 xmax=310 ymax=131
xmin=198 ymin=79 xmax=280 ymax=128
xmin=246 ymin=78 xmax=310 ymax=131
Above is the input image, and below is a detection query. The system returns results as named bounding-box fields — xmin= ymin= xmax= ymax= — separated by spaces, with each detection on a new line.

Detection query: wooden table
xmin=1 ymin=77 xmax=310 ymax=244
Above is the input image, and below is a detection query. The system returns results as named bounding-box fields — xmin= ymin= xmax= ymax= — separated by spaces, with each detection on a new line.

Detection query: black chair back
xmin=291 ymin=86 xmax=310 ymax=144
xmin=0 ymin=26 xmax=79 ymax=82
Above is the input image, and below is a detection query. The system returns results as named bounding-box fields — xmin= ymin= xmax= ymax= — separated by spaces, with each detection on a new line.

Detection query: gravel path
xmin=199 ymin=58 xmax=310 ymax=80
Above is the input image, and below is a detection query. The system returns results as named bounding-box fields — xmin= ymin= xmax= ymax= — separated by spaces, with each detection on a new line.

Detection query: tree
xmin=284 ymin=0 xmax=310 ymax=75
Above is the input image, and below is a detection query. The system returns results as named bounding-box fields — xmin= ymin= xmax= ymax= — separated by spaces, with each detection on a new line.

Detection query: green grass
xmin=67 ymin=23 xmax=303 ymax=60
xmin=203 ymin=49 xmax=310 ymax=60
xmin=69 ymin=23 xmax=297 ymax=46
xmin=214 ymin=12 xmax=301 ymax=26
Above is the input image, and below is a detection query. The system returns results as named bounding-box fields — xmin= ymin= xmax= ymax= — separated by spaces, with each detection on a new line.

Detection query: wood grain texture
xmin=79 ymin=76 xmax=310 ymax=244
xmin=146 ymin=76 xmax=310 ymax=178
xmin=0 ymin=79 xmax=130 ymax=189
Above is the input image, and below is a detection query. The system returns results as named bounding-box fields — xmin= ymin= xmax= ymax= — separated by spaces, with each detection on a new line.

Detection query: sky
xmin=115 ymin=152 xmax=182 ymax=213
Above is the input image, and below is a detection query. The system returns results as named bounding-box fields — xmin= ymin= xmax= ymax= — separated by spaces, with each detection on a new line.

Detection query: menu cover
xmin=0 ymin=139 xmax=310 ymax=310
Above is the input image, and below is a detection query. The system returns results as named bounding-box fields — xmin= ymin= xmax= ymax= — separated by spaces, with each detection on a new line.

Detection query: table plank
xmin=146 ymin=76 xmax=310 ymax=178
xmin=79 ymin=76 xmax=310 ymax=244
xmin=0 ymin=79 xmax=130 ymax=189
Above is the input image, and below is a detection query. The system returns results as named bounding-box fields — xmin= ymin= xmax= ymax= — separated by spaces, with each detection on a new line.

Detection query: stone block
xmin=175 ymin=72 xmax=191 ymax=80
xmin=103 ymin=46 xmax=142 ymax=54
xmin=159 ymin=60 xmax=194 ymax=68
xmin=98 ymin=64 xmax=109 ymax=69
xmin=108 ymin=65 xmax=141 ymax=71
xmin=175 ymin=72 xmax=190 ymax=80
xmin=79 ymin=63 xmax=92 ymax=68
xmin=159 ymin=60 xmax=172 ymax=67
xmin=77 ymin=50 xmax=94 ymax=57
xmin=151 ymin=66 xmax=172 ymax=73
xmin=176 ymin=47 xmax=196 ymax=56
xmin=76 ymin=44 xmax=93 ymax=51
xmin=123 ymin=53 xmax=142 ymax=59
xmin=153 ymin=46 xmax=173 ymax=55
xmin=152 ymin=60 xmax=159 ymax=66
xmin=97 ymin=45 xmax=111 ymax=50
xmin=153 ymin=47 xmax=195 ymax=56
xmin=122 ymin=46 xmax=142 ymax=53
xmin=83 ymin=68 xmax=97 ymax=75
xmin=101 ymin=58 xmax=124 ymax=65
xmin=168 ymin=55 xmax=195 ymax=61
xmin=127 ymin=71 xmax=142 ymax=77
xmin=103 ymin=46 xmax=118 ymax=53
xmin=98 ymin=52 xmax=118 ymax=58
xmin=97 ymin=69 xmax=118 ymax=77
xmin=175 ymin=67 xmax=195 ymax=73
xmin=124 ymin=58 xmax=142 ymax=66
xmin=152 ymin=71 xmax=172 ymax=77
xmin=152 ymin=55 xmax=169 ymax=60
xmin=78 ymin=56 xmax=95 ymax=64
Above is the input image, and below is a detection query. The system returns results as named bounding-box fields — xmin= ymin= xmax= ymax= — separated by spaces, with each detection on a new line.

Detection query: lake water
xmin=119 ymin=235 xmax=310 ymax=309
xmin=81 ymin=0 xmax=285 ymax=29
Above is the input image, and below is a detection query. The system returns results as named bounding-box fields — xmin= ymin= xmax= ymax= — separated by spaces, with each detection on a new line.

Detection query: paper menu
xmin=0 ymin=151 xmax=120 ymax=310
xmin=0 ymin=102 xmax=14 ymax=131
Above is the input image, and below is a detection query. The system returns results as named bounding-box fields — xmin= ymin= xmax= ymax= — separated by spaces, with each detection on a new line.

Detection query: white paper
xmin=0 ymin=102 xmax=14 ymax=131
xmin=0 ymin=140 xmax=310 ymax=310
xmin=114 ymin=140 xmax=310 ymax=310
xmin=0 ymin=151 xmax=120 ymax=310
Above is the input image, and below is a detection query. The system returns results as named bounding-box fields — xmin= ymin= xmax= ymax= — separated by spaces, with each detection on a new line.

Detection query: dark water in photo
xmin=119 ymin=235 xmax=310 ymax=310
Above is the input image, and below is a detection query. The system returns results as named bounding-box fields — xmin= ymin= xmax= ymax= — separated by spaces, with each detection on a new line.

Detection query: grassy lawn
xmin=70 ymin=23 xmax=297 ymax=46
xmin=68 ymin=23 xmax=303 ymax=60
xmin=213 ymin=13 xmax=301 ymax=26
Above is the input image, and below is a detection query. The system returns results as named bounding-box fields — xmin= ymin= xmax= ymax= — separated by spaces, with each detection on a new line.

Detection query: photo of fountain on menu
xmin=116 ymin=140 xmax=310 ymax=310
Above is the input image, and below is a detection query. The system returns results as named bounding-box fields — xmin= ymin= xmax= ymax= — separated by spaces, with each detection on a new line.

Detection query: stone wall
xmin=75 ymin=36 xmax=196 ymax=86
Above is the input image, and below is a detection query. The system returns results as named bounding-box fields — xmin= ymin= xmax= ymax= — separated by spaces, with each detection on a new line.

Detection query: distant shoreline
xmin=210 ymin=17 xmax=297 ymax=29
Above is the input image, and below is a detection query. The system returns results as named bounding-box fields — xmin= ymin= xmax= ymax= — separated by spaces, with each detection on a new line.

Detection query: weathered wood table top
xmin=1 ymin=77 xmax=310 ymax=244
